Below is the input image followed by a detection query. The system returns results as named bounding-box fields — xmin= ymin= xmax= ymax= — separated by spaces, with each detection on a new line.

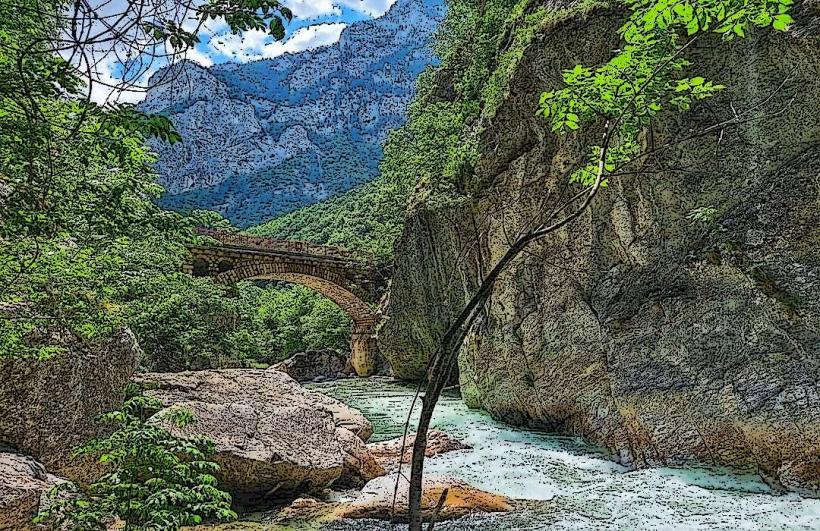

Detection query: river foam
xmin=310 ymin=377 xmax=820 ymax=530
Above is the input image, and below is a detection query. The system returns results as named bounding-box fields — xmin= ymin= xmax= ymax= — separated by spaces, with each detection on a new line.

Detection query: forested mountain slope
xmin=141 ymin=0 xmax=445 ymax=227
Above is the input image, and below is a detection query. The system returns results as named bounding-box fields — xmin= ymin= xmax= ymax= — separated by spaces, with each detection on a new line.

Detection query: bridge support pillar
xmin=350 ymin=324 xmax=378 ymax=377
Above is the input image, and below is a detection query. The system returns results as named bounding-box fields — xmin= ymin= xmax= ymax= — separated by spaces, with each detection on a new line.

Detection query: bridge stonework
xmin=184 ymin=229 xmax=383 ymax=377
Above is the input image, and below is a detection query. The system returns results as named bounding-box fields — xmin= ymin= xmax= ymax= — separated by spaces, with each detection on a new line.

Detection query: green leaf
xmin=269 ymin=17 xmax=286 ymax=40
xmin=733 ymin=23 xmax=745 ymax=37
xmin=772 ymin=14 xmax=794 ymax=31
xmin=686 ymin=17 xmax=699 ymax=35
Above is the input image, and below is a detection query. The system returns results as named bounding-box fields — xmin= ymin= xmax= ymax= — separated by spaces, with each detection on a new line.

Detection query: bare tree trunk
xmin=407 ymin=129 xmax=610 ymax=530
xmin=406 ymin=234 xmax=547 ymax=529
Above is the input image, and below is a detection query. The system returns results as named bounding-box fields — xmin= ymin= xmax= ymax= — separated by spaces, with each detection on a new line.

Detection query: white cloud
xmin=267 ymin=23 xmax=347 ymax=57
xmin=83 ymin=21 xmax=346 ymax=102
xmin=339 ymin=0 xmax=396 ymax=16
xmin=183 ymin=46 xmax=214 ymax=68
xmin=209 ymin=23 xmax=347 ymax=63
xmin=76 ymin=0 xmax=397 ymax=103
xmin=201 ymin=17 xmax=231 ymax=37
xmin=87 ymin=53 xmax=151 ymax=104
xmin=208 ymin=29 xmax=268 ymax=62
xmin=280 ymin=0 xmax=396 ymax=18
xmin=181 ymin=14 xmax=230 ymax=37
xmin=282 ymin=0 xmax=341 ymax=18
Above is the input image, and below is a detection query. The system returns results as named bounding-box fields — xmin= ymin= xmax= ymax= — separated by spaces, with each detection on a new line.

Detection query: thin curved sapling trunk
xmin=406 ymin=126 xmax=611 ymax=529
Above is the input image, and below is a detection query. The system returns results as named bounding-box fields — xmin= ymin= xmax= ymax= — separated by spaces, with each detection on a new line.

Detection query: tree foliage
xmin=538 ymin=0 xmax=795 ymax=186
xmin=35 ymin=389 xmax=235 ymax=530
xmin=128 ymin=279 xmax=351 ymax=372
xmin=249 ymin=167 xmax=412 ymax=262
xmin=256 ymin=284 xmax=352 ymax=356
xmin=0 ymin=0 xmax=186 ymax=359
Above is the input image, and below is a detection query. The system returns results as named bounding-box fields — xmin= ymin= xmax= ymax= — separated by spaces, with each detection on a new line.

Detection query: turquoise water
xmin=309 ymin=377 xmax=820 ymax=530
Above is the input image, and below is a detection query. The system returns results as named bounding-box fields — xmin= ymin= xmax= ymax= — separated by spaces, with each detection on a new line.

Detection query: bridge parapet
xmin=195 ymin=228 xmax=370 ymax=264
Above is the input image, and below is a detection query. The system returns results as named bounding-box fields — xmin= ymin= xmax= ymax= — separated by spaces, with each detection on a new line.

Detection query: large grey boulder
xmin=135 ymin=369 xmax=375 ymax=502
xmin=0 ymin=451 xmax=66 ymax=531
xmin=269 ymin=349 xmax=352 ymax=382
xmin=0 ymin=329 xmax=139 ymax=484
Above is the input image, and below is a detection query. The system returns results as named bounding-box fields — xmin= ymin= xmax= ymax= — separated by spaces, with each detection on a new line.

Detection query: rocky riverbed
xmin=170 ymin=377 xmax=820 ymax=529
xmin=0 ymin=353 xmax=505 ymax=529
xmin=4 ymin=351 xmax=820 ymax=530
xmin=290 ymin=378 xmax=820 ymax=530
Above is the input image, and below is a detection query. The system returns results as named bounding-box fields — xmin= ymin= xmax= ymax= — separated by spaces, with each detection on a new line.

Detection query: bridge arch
xmin=192 ymin=258 xmax=209 ymax=277
xmin=212 ymin=261 xmax=378 ymax=376
xmin=184 ymin=230 xmax=384 ymax=376
xmin=214 ymin=262 xmax=375 ymax=327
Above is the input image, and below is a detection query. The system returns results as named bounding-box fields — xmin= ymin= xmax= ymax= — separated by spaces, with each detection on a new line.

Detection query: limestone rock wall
xmin=380 ymin=5 xmax=820 ymax=492
xmin=0 ymin=329 xmax=139 ymax=484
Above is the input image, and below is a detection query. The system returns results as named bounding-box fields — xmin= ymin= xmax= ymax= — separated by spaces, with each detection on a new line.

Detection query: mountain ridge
xmin=141 ymin=0 xmax=445 ymax=227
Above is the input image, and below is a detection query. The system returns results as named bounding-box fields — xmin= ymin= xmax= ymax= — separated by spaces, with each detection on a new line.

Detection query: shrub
xmin=36 ymin=388 xmax=236 ymax=530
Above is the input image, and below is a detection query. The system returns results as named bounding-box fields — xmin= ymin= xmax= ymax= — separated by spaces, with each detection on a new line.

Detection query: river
xmin=306 ymin=377 xmax=820 ymax=530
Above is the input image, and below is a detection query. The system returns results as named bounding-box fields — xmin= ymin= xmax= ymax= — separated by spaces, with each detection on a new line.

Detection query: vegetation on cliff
xmin=249 ymin=177 xmax=408 ymax=261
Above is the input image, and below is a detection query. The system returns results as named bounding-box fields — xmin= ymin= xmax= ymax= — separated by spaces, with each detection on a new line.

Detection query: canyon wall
xmin=380 ymin=4 xmax=820 ymax=492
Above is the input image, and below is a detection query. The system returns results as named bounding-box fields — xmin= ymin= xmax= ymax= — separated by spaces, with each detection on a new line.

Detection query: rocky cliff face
xmin=380 ymin=4 xmax=820 ymax=493
xmin=141 ymin=0 xmax=445 ymax=226
xmin=0 ymin=329 xmax=139 ymax=484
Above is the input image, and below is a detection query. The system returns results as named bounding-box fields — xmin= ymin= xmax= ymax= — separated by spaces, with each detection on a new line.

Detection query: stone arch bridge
xmin=183 ymin=228 xmax=386 ymax=376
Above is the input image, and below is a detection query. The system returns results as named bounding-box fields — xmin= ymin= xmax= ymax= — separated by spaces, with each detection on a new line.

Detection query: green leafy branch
xmin=35 ymin=390 xmax=236 ymax=530
xmin=146 ymin=0 xmax=294 ymax=51
xmin=538 ymin=0 xmax=794 ymax=187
